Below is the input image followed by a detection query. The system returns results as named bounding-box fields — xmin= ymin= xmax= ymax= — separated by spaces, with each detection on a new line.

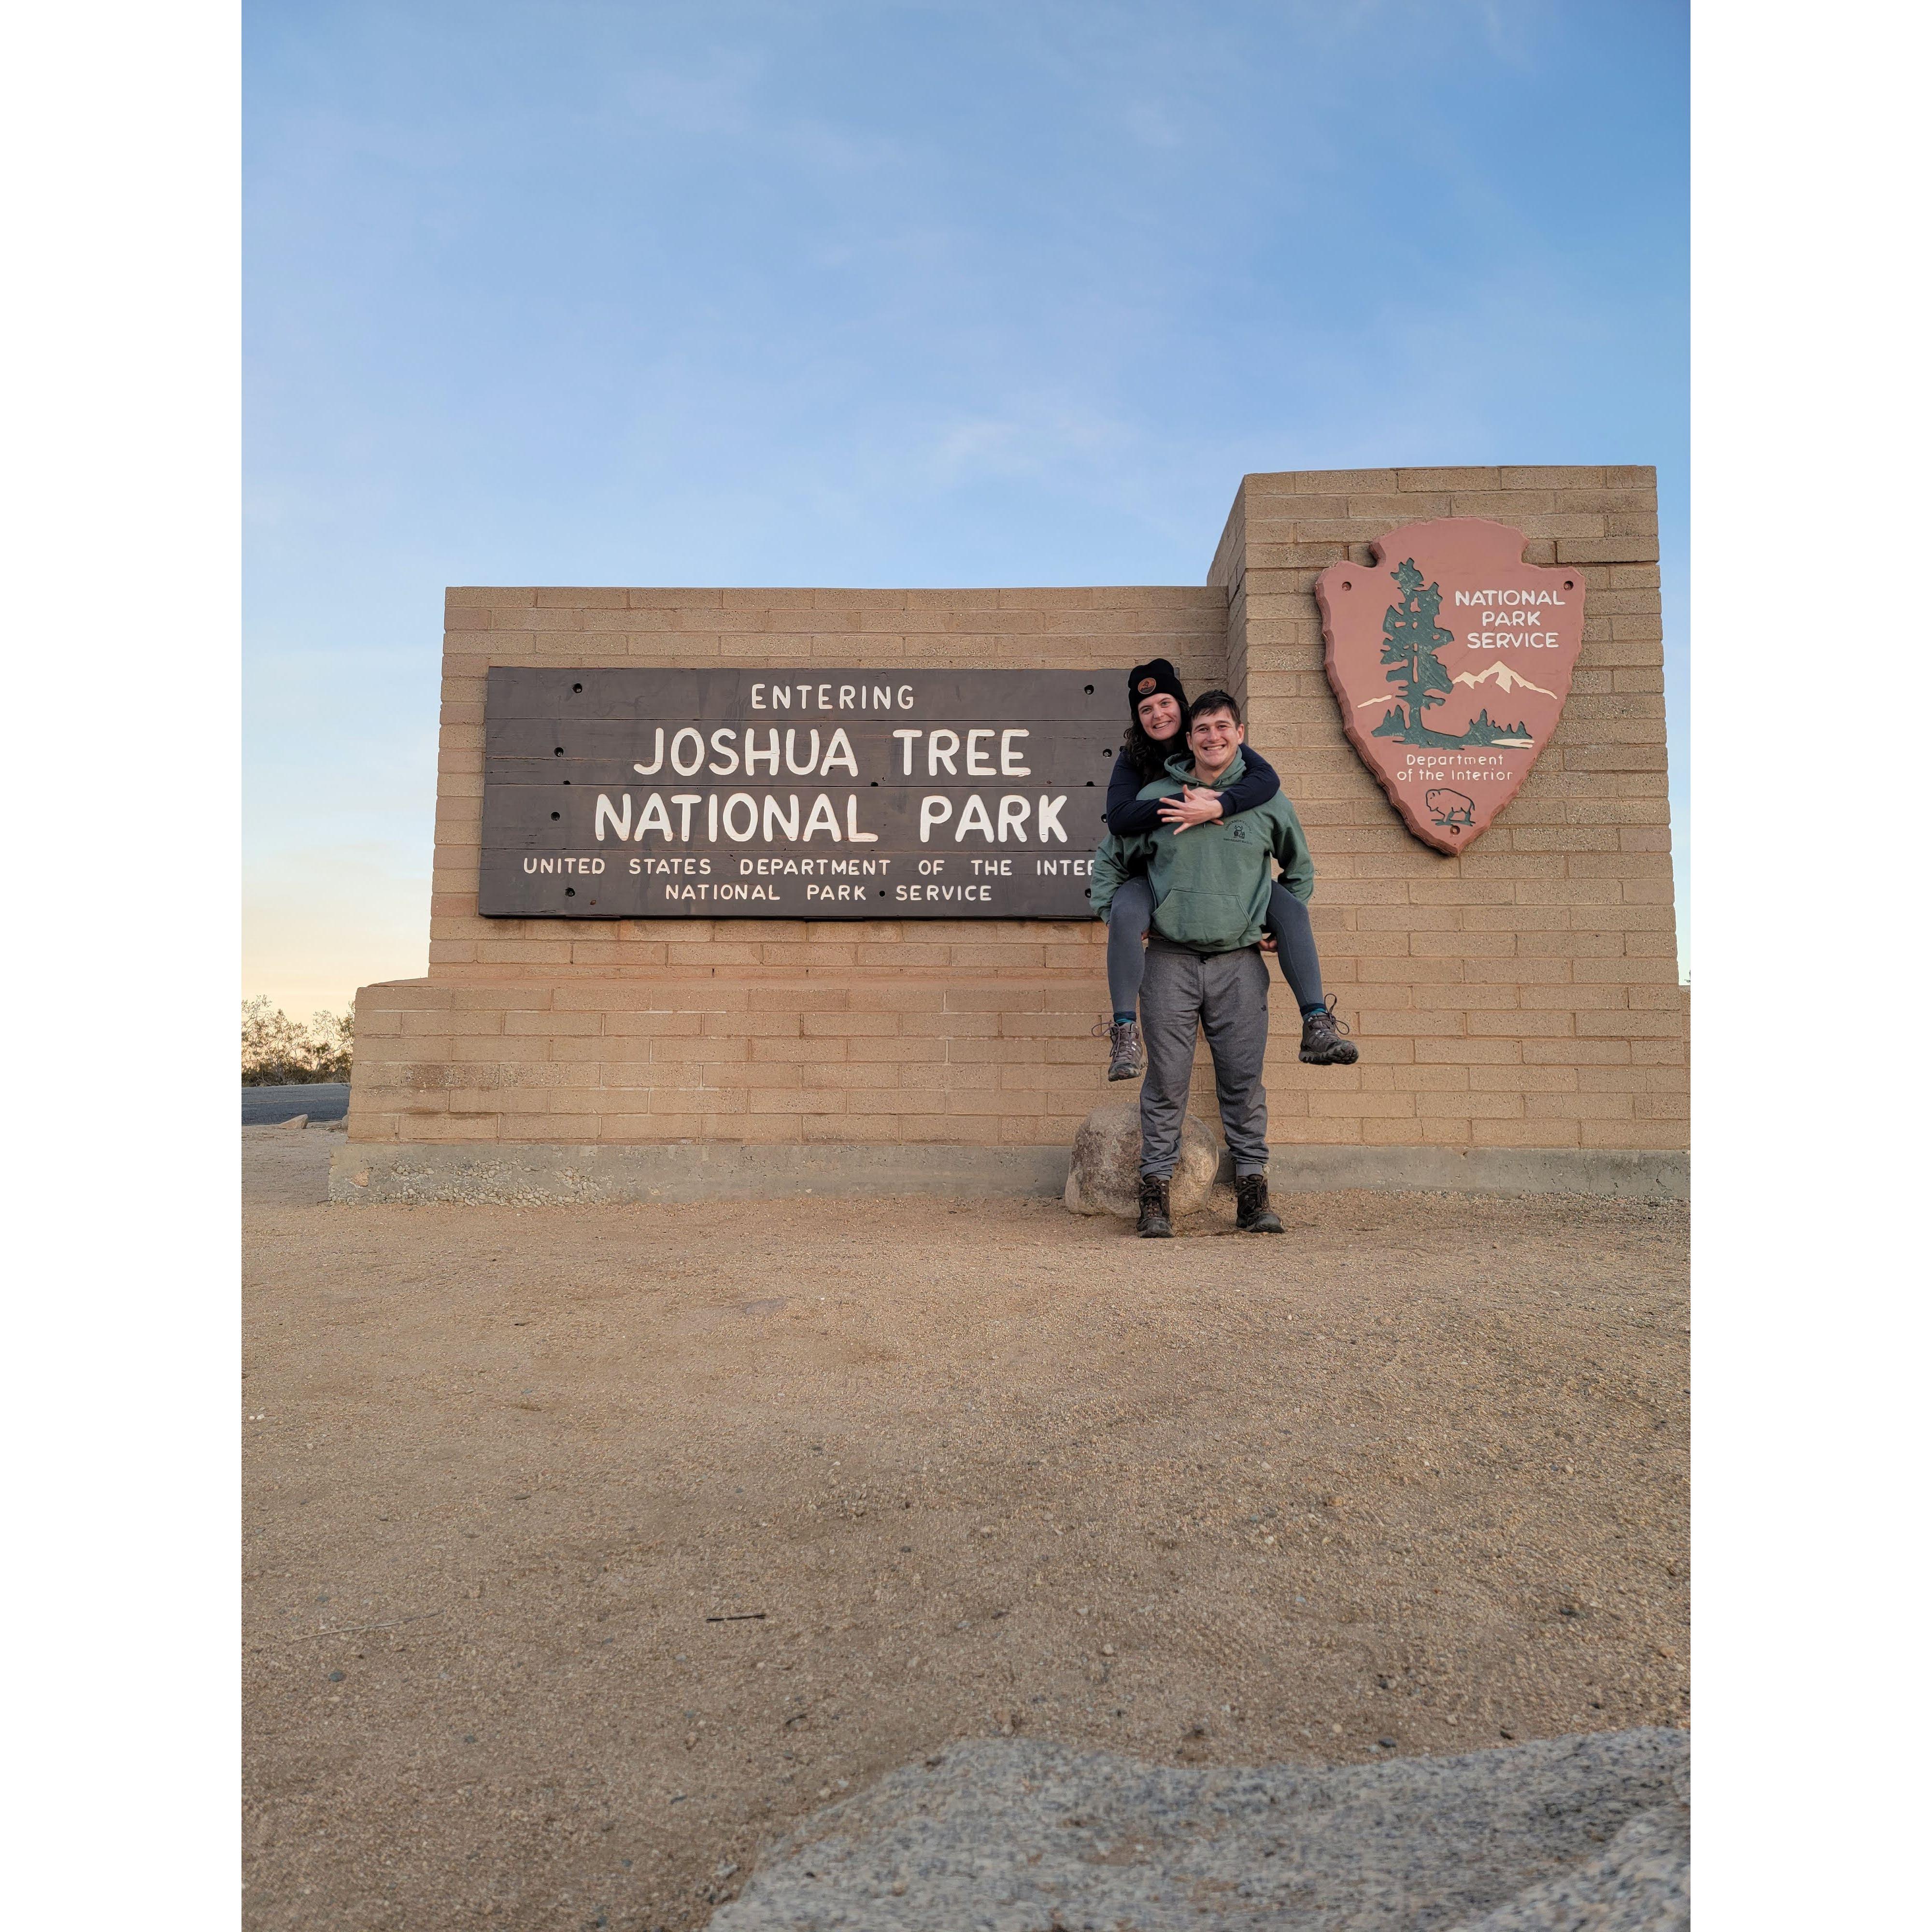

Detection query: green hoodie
xmin=1090 ymin=748 xmax=1315 ymax=953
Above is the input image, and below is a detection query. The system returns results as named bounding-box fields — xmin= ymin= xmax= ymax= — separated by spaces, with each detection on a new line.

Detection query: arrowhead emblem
xmin=1315 ymin=518 xmax=1586 ymax=854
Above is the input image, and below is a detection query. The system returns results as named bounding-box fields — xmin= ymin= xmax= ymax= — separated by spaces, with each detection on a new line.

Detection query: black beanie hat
xmin=1126 ymin=658 xmax=1188 ymax=714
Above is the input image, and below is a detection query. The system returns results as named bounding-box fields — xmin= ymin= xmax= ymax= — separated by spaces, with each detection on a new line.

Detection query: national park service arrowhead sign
xmin=1315 ymin=519 xmax=1585 ymax=854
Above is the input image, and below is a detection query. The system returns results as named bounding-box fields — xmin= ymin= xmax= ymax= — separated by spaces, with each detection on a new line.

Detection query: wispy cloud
xmin=929 ymin=397 xmax=1137 ymax=485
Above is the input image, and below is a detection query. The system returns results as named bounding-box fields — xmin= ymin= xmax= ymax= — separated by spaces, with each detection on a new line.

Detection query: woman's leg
xmin=1264 ymin=882 xmax=1325 ymax=1013
xmin=1106 ymin=878 xmax=1155 ymax=1017
xmin=1101 ymin=878 xmax=1155 ymax=1080
xmin=1266 ymin=883 xmax=1358 ymax=1065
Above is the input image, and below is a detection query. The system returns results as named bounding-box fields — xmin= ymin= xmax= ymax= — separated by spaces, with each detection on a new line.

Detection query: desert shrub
xmin=242 ymin=996 xmax=355 ymax=1085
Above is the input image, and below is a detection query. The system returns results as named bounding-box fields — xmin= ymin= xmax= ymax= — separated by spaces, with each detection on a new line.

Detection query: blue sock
xmin=1113 ymin=1011 xmax=1137 ymax=1026
xmin=1300 ymin=1002 xmax=1328 ymax=1020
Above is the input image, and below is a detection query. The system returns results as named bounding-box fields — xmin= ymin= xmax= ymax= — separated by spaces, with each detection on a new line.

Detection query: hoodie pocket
xmin=1153 ymin=889 xmax=1253 ymax=948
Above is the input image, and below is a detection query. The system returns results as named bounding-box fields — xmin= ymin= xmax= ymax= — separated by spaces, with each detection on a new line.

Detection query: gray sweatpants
xmin=1138 ymin=937 xmax=1272 ymax=1180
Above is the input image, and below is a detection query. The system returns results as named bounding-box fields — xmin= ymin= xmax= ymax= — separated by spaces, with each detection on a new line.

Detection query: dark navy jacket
xmin=1104 ymin=743 xmax=1283 ymax=838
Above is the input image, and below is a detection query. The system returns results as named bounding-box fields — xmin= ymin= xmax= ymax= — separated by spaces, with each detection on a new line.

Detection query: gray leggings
xmin=1107 ymin=876 xmax=1325 ymax=1015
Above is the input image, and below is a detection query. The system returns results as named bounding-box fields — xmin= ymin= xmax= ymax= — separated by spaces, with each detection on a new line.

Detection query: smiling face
xmin=1136 ymin=691 xmax=1183 ymax=741
xmin=1186 ymin=704 xmax=1245 ymax=781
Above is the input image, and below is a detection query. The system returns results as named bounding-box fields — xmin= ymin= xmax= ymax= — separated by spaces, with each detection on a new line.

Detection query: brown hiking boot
xmin=1299 ymin=997 xmax=1358 ymax=1066
xmin=1136 ymin=1173 xmax=1172 ymax=1238
xmin=1235 ymin=1173 xmax=1283 ymax=1234
xmin=1095 ymin=1016 xmax=1145 ymax=1081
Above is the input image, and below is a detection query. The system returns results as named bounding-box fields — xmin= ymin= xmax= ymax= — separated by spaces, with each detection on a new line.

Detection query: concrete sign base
xmin=329 ymin=1140 xmax=1686 ymax=1207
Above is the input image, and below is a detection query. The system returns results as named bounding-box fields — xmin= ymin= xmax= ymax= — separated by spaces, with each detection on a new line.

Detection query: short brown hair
xmin=1186 ymin=689 xmax=1242 ymax=728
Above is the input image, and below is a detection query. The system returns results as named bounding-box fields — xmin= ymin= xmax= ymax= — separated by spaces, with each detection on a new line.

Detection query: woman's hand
xmin=1159 ymin=785 xmax=1225 ymax=833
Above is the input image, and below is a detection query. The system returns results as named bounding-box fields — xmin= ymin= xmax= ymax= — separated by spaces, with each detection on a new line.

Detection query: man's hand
xmin=1158 ymin=785 xmax=1225 ymax=833
xmin=1258 ymin=934 xmax=1278 ymax=953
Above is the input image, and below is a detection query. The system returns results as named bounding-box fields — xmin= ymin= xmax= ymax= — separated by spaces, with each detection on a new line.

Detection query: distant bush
xmin=242 ymin=996 xmax=354 ymax=1085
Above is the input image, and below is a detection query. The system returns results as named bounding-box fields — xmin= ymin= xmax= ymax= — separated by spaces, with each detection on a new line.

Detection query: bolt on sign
xmin=1315 ymin=518 xmax=1586 ymax=854
xmin=480 ymin=668 xmax=1128 ymax=918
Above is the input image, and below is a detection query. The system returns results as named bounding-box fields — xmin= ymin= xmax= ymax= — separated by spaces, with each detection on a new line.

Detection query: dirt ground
xmin=242 ymin=1128 xmax=1689 ymax=1932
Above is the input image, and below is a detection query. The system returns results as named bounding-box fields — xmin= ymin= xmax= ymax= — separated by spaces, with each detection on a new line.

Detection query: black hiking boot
xmin=1095 ymin=1017 xmax=1146 ymax=1081
xmin=1235 ymin=1173 xmax=1283 ymax=1234
xmin=1299 ymin=997 xmax=1358 ymax=1066
xmin=1136 ymin=1173 xmax=1173 ymax=1238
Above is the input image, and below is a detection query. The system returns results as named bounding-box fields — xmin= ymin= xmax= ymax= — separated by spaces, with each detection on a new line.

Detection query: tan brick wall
xmin=1218 ymin=466 xmax=1684 ymax=1153
xmin=347 ymin=468 xmax=1684 ymax=1155
xmin=345 ymin=975 xmax=1120 ymax=1151
xmin=428 ymin=587 xmax=1226 ymax=983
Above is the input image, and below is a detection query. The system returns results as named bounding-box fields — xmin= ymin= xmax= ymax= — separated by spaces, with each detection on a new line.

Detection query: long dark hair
xmin=1122 ymin=716 xmax=1178 ymax=781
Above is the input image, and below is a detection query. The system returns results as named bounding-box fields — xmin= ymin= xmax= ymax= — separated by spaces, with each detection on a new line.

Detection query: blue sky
xmin=245 ymin=0 xmax=1689 ymax=1015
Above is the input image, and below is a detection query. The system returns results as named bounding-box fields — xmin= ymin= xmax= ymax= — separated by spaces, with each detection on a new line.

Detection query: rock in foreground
xmin=710 ymin=1729 xmax=1689 ymax=1932
xmin=1064 ymin=1101 xmax=1220 ymax=1218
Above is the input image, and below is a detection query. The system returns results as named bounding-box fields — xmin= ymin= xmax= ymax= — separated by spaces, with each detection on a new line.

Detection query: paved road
xmin=242 ymin=1083 xmax=349 ymax=1125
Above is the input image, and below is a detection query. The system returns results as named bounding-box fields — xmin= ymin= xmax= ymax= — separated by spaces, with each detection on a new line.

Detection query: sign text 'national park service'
xmin=480 ymin=667 xmax=1126 ymax=919
xmin=1315 ymin=520 xmax=1584 ymax=855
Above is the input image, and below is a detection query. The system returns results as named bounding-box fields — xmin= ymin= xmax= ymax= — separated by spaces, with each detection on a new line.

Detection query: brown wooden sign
xmin=1315 ymin=519 xmax=1585 ymax=854
xmin=479 ymin=668 xmax=1127 ymax=919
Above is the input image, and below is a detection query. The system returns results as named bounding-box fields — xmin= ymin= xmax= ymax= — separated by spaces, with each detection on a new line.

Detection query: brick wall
xmin=1214 ymin=467 xmax=1683 ymax=1153
xmin=349 ymin=588 xmax=1229 ymax=1148
xmin=346 ymin=468 xmax=1685 ymax=1158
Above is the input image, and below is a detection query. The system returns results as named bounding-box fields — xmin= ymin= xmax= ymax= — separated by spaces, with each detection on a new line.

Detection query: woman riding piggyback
xmin=1095 ymin=658 xmax=1356 ymax=1079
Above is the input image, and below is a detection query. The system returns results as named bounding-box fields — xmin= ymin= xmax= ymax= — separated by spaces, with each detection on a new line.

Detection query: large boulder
xmin=1063 ymin=1101 xmax=1220 ymax=1218
xmin=710 ymin=1729 xmax=1690 ymax=1932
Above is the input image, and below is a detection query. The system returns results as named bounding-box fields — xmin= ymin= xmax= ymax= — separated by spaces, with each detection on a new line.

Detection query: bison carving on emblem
xmin=1425 ymin=787 xmax=1476 ymax=831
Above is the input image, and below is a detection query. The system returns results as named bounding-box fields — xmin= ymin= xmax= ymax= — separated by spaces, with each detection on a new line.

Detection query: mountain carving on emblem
xmin=1356 ymin=659 xmax=1557 ymax=710
xmin=1450 ymin=660 xmax=1559 ymax=701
